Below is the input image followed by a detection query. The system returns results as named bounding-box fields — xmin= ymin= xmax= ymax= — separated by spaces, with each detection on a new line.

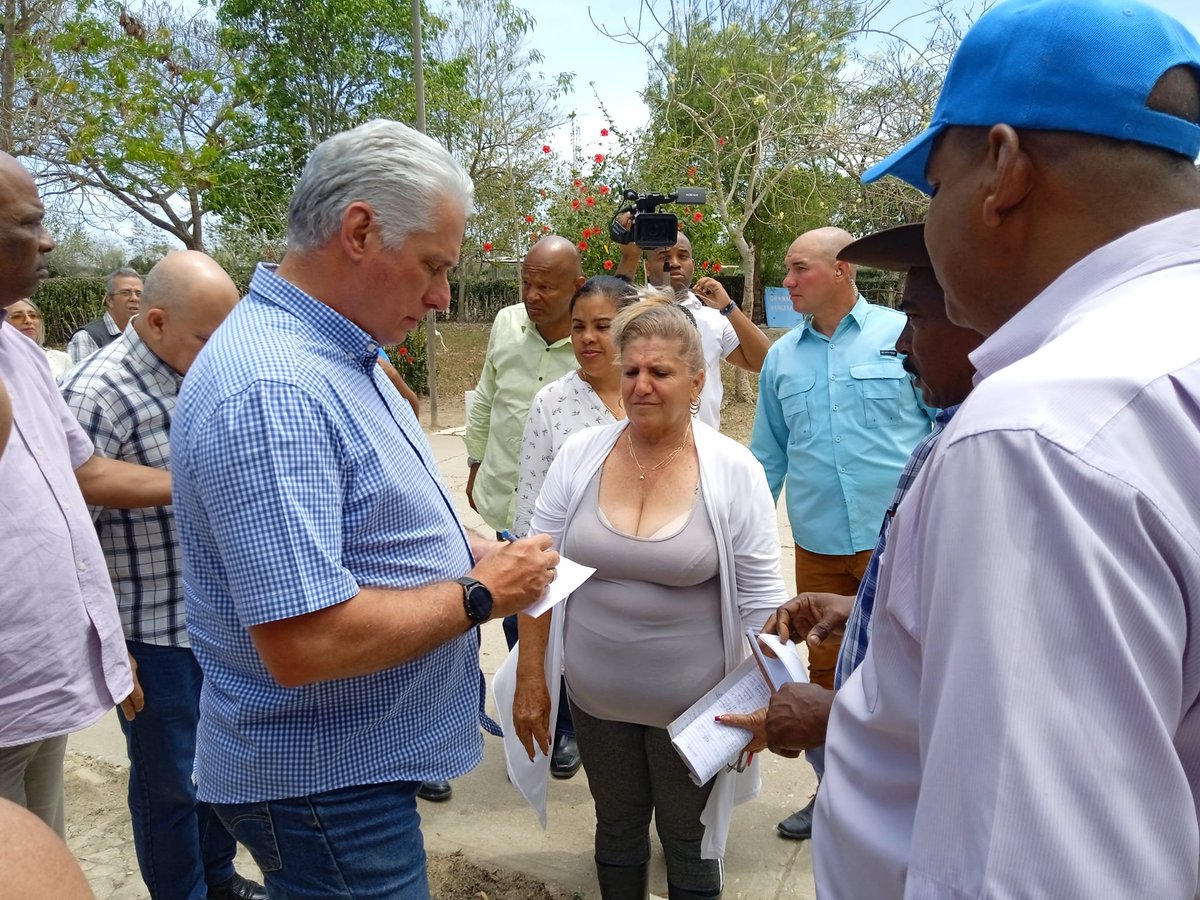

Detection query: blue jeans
xmin=214 ymin=780 xmax=429 ymax=899
xmin=502 ymin=614 xmax=574 ymax=737
xmin=118 ymin=641 xmax=236 ymax=899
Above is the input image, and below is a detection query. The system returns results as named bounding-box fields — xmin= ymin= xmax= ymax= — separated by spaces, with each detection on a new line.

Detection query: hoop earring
xmin=690 ymin=396 xmax=701 ymax=416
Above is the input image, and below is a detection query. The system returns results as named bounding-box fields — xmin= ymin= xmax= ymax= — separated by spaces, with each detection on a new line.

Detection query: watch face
xmin=461 ymin=578 xmax=493 ymax=622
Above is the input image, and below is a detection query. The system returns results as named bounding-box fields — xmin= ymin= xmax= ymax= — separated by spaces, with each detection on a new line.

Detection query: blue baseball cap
xmin=863 ymin=0 xmax=1200 ymax=194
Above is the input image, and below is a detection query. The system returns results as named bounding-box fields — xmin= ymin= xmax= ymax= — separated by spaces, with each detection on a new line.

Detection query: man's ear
xmin=340 ymin=201 xmax=374 ymax=261
xmin=143 ymin=307 xmax=167 ymax=338
xmin=574 ymin=275 xmax=587 ymax=291
xmin=982 ymin=124 xmax=1033 ymax=227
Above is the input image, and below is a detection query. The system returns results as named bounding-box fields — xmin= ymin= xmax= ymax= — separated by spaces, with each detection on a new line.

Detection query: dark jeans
xmin=215 ymin=780 xmax=429 ymax=899
xmin=503 ymin=614 xmax=573 ymax=737
xmin=118 ymin=641 xmax=237 ymax=900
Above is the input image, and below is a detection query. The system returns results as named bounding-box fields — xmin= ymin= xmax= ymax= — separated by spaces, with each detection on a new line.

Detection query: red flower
xmin=600 ymin=128 xmax=609 ymax=136
xmin=586 ymin=196 xmax=596 ymax=207
xmin=688 ymin=166 xmax=698 ymax=177
xmin=598 ymin=185 xmax=610 ymax=195
xmin=482 ymin=241 xmax=493 ymax=252
xmin=594 ymin=153 xmax=605 ymax=164
xmin=701 ymin=260 xmax=711 ymax=270
xmin=398 ymin=346 xmax=410 ymax=357
xmin=603 ymin=259 xmax=614 ymax=270
xmin=677 ymin=222 xmax=684 ymax=230
xmin=524 ymin=214 xmax=535 ymax=223
xmin=571 ymin=199 xmax=581 ymax=210
xmin=573 ymin=179 xmax=583 ymax=188
xmin=578 ymin=240 xmax=589 ymax=251
xmin=718 ymin=137 xmax=726 ymax=146
xmin=542 ymin=224 xmax=550 ymax=232
xmin=693 ymin=212 xmax=703 ymax=222
xmin=582 ymin=227 xmax=592 ymax=238
xmin=542 ymin=145 xmax=551 ymax=153
xmin=713 ymin=262 xmax=723 ymax=273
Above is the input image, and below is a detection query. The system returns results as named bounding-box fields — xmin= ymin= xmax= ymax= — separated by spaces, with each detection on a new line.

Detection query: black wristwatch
xmin=456 ymin=577 xmax=494 ymax=625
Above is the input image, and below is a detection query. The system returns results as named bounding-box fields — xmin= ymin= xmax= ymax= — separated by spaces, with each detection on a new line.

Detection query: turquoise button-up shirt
xmin=751 ymin=296 xmax=933 ymax=556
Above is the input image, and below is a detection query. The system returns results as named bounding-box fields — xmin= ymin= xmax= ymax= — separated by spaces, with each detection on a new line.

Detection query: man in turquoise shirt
xmin=751 ymin=226 xmax=932 ymax=840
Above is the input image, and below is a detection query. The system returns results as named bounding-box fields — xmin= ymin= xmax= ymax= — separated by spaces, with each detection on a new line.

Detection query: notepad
xmin=667 ymin=629 xmax=808 ymax=785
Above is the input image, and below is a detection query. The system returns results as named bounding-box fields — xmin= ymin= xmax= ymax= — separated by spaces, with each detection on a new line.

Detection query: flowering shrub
xmin=385 ymin=326 xmax=429 ymax=395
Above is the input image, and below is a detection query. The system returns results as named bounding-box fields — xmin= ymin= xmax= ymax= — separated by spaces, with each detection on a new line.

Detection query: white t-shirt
xmin=678 ymin=292 xmax=739 ymax=429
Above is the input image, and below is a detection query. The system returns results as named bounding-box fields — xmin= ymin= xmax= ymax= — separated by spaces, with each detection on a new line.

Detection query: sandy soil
xmin=64 ymin=753 xmax=570 ymax=900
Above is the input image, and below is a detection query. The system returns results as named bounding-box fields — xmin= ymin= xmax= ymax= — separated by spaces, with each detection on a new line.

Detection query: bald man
xmin=463 ymin=235 xmax=585 ymax=785
xmin=750 ymin=225 xmax=932 ymax=841
xmin=60 ymin=252 xmax=265 ymax=900
xmin=0 ymin=152 xmax=170 ymax=845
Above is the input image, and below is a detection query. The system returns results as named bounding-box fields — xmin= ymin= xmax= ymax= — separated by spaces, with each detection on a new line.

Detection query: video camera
xmin=609 ymin=187 xmax=707 ymax=249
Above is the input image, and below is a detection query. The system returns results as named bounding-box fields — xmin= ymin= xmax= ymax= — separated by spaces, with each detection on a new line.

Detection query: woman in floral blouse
xmin=511 ymin=275 xmax=638 ymax=536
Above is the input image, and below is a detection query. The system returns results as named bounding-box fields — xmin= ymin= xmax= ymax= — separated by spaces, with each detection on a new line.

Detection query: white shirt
xmin=679 ymin=292 xmax=739 ymax=429
xmin=816 ymin=211 xmax=1200 ymax=899
xmin=512 ymin=370 xmax=616 ymax=538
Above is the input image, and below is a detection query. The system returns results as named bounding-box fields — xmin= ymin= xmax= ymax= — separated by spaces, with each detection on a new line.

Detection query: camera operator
xmin=615 ymin=214 xmax=768 ymax=428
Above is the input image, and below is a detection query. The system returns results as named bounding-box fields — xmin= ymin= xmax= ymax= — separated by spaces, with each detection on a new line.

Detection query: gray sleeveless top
xmin=562 ymin=469 xmax=724 ymax=727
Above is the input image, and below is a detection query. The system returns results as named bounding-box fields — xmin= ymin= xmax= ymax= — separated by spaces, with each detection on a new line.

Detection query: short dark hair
xmin=569 ymin=275 xmax=639 ymax=314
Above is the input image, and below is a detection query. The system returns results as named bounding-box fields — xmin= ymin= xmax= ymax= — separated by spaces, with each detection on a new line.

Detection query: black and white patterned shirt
xmin=60 ymin=323 xmax=187 ymax=646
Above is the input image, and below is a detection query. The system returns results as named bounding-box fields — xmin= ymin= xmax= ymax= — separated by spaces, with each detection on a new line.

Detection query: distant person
xmin=465 ymin=235 xmax=586 ymax=784
xmin=5 ymin=298 xmax=71 ymax=378
xmin=750 ymin=225 xmax=933 ymax=841
xmin=171 ymin=119 xmax=558 ymax=898
xmin=513 ymin=296 xmax=788 ymax=900
xmin=0 ymin=151 xmax=169 ymax=838
xmin=61 ymin=251 xmax=264 ymax=900
xmin=67 ymin=267 xmax=143 ymax=364
xmin=817 ymin=1 xmax=1200 ymax=896
xmin=618 ymin=228 xmax=769 ymax=427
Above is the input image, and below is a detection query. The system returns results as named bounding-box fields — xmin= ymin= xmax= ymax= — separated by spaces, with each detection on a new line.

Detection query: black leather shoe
xmin=550 ymin=733 xmax=582 ymax=779
xmin=208 ymin=872 xmax=268 ymax=900
xmin=417 ymin=779 xmax=453 ymax=802
xmin=776 ymin=794 xmax=816 ymax=841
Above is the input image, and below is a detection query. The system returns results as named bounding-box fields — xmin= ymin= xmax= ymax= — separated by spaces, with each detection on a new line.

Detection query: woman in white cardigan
xmin=512 ymin=296 xmax=788 ymax=900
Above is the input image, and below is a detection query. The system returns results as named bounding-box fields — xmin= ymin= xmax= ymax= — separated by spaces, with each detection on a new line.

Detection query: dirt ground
xmin=65 ymin=753 xmax=573 ymax=900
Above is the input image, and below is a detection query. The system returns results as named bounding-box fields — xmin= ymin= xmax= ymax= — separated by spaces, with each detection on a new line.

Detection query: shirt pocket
xmin=849 ymin=362 xmax=907 ymax=428
xmin=777 ymin=374 xmax=816 ymax=438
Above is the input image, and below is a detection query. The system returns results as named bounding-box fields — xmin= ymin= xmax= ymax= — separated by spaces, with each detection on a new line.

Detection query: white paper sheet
xmin=520 ymin=555 xmax=595 ymax=618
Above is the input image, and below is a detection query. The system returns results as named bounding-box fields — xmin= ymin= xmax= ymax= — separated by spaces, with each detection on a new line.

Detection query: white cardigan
xmin=499 ymin=418 xmax=789 ymax=859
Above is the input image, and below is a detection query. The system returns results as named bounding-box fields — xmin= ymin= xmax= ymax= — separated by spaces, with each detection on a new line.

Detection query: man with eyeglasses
xmin=67 ymin=267 xmax=143 ymax=364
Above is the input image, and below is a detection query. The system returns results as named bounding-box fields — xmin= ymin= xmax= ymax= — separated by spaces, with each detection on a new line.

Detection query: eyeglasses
xmin=110 ymin=289 xmax=143 ymax=299
xmin=7 ymin=310 xmax=42 ymax=323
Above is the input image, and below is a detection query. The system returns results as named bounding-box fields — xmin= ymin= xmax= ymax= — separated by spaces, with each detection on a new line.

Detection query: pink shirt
xmin=0 ymin=322 xmax=131 ymax=747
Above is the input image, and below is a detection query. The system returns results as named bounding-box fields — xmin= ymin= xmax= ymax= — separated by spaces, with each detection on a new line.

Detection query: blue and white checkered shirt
xmin=834 ymin=404 xmax=959 ymax=689
xmin=172 ymin=264 xmax=483 ymax=804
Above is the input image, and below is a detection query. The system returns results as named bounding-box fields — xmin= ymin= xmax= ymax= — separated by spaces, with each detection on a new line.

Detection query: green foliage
xmin=385 ymin=327 xmax=429 ymax=395
xmin=447 ymin=278 xmax=519 ymax=321
xmin=32 ymin=276 xmax=106 ymax=345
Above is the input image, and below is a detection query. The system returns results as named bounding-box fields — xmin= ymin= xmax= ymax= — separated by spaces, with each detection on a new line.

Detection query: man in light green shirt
xmin=463 ymin=235 xmax=585 ymax=784
xmin=465 ymin=236 xmax=583 ymax=533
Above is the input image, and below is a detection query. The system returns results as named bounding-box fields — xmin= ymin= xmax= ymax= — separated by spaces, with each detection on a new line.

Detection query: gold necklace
xmin=626 ymin=423 xmax=692 ymax=481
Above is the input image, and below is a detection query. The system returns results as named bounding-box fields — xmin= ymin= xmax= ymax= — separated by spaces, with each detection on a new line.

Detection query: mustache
xmin=902 ymin=358 xmax=919 ymax=377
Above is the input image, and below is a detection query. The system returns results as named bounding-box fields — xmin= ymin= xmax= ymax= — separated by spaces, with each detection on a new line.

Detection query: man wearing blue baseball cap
xmin=816 ymin=0 xmax=1200 ymax=897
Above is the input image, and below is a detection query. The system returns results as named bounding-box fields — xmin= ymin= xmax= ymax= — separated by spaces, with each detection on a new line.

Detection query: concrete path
xmin=70 ymin=429 xmax=816 ymax=900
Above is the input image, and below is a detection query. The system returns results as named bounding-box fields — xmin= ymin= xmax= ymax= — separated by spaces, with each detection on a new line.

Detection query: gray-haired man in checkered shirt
xmin=60 ymin=250 xmax=266 ymax=900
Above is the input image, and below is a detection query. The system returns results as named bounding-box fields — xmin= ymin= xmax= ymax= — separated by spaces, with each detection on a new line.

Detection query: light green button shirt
xmin=465 ymin=304 xmax=577 ymax=532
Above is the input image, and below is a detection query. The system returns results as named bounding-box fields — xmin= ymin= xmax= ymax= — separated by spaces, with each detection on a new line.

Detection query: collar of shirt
xmin=935 ymin=403 xmax=961 ymax=428
xmin=250 ymin=263 xmax=381 ymax=372
xmin=103 ymin=310 xmax=120 ymax=336
xmin=678 ymin=290 xmax=701 ymax=309
xmin=123 ymin=317 xmax=184 ymax=392
xmin=519 ymin=312 xmax=572 ymax=348
xmin=798 ymin=294 xmax=869 ymax=341
xmin=971 ymin=209 xmax=1200 ymax=385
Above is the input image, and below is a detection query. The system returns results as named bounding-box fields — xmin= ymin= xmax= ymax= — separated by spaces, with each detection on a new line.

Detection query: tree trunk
xmin=730 ymin=233 xmax=757 ymax=403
